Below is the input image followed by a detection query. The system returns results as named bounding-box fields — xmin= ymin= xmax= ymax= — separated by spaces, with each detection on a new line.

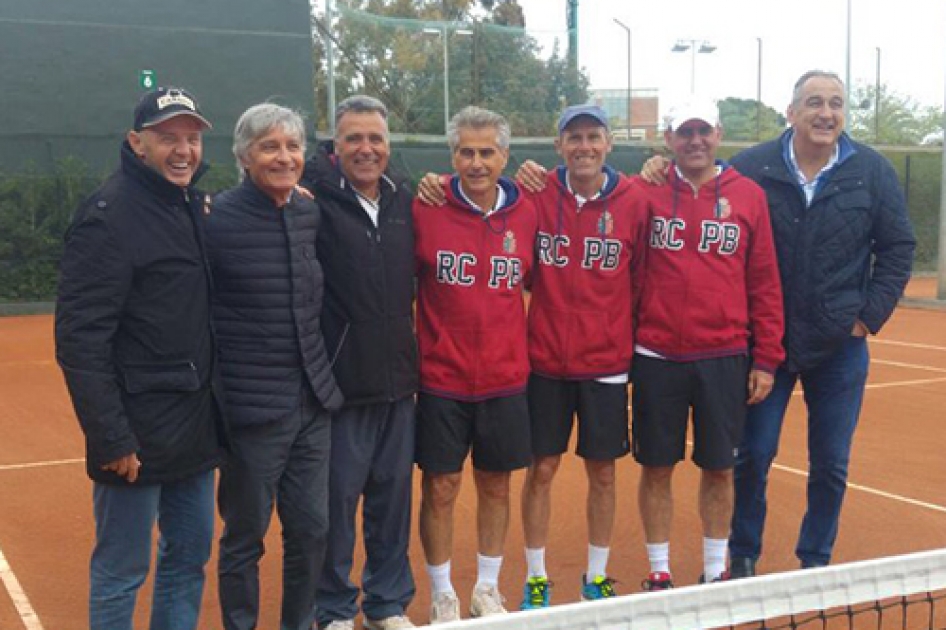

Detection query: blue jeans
xmin=90 ymin=470 xmax=216 ymax=630
xmin=731 ymin=336 xmax=868 ymax=567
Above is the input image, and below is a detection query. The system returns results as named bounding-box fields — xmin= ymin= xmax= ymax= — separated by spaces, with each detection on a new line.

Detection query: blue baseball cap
xmin=557 ymin=104 xmax=610 ymax=134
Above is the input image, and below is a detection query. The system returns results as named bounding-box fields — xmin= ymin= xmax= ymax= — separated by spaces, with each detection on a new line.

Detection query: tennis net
xmin=434 ymin=548 xmax=946 ymax=629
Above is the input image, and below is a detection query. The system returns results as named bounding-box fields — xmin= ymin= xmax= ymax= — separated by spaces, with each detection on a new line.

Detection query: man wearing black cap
xmin=56 ymin=86 xmax=224 ymax=630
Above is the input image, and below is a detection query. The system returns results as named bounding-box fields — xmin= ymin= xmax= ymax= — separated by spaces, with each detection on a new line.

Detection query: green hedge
xmin=0 ymin=142 xmax=938 ymax=304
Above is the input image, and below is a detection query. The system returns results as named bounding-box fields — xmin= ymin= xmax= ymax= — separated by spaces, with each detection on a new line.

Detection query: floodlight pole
xmin=613 ymin=19 xmax=631 ymax=140
xmin=875 ymin=47 xmax=881 ymax=144
xmin=938 ymin=50 xmax=946 ymax=299
xmin=326 ymin=0 xmax=336 ymax=135
xmin=756 ymin=37 xmax=763 ymax=141
xmin=844 ymin=0 xmax=852 ymax=126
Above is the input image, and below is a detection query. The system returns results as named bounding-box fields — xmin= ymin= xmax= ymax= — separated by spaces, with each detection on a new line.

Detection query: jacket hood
xmin=552 ymin=163 xmax=623 ymax=199
xmin=665 ymin=160 xmax=741 ymax=219
xmin=444 ymin=174 xmax=521 ymax=214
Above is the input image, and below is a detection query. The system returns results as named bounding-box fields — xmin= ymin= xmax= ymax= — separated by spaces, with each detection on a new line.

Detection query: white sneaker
xmin=364 ymin=615 xmax=415 ymax=630
xmin=429 ymin=591 xmax=461 ymax=624
xmin=470 ymin=585 xmax=507 ymax=617
xmin=322 ymin=621 xmax=355 ymax=630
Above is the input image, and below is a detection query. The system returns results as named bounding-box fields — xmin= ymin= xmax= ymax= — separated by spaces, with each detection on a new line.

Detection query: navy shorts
xmin=527 ymin=374 xmax=630 ymax=460
xmin=415 ymin=392 xmax=532 ymax=473
xmin=631 ymin=354 xmax=748 ymax=470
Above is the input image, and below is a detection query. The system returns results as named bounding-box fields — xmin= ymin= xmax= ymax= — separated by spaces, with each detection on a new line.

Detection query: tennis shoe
xmin=698 ymin=571 xmax=730 ymax=584
xmin=520 ymin=576 xmax=552 ymax=610
xmin=429 ymin=592 xmax=460 ymax=624
xmin=641 ymin=571 xmax=674 ymax=591
xmin=363 ymin=614 xmax=415 ymax=630
xmin=470 ymin=584 xmax=507 ymax=617
xmin=581 ymin=574 xmax=618 ymax=601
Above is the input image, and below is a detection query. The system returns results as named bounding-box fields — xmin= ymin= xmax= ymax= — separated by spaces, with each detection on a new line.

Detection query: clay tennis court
xmin=1 ymin=278 xmax=945 ymax=629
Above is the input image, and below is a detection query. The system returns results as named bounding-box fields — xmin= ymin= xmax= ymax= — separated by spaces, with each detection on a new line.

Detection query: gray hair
xmin=447 ymin=106 xmax=511 ymax=152
xmin=233 ymin=103 xmax=306 ymax=166
xmin=791 ymin=70 xmax=845 ymax=106
xmin=334 ymin=95 xmax=389 ymax=133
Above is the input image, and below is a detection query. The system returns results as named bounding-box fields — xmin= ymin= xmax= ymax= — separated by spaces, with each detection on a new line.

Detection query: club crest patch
xmin=503 ymin=230 xmax=517 ymax=254
xmin=598 ymin=210 xmax=614 ymax=235
xmin=715 ymin=197 xmax=732 ymax=219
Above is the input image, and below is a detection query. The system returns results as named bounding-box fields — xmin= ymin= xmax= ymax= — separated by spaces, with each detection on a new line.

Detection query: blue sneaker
xmin=581 ymin=574 xmax=617 ymax=601
xmin=520 ymin=576 xmax=552 ymax=610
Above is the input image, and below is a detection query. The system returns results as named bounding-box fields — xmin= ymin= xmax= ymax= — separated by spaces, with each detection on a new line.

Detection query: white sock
xmin=475 ymin=553 xmax=503 ymax=589
xmin=646 ymin=542 xmax=670 ymax=574
xmin=426 ymin=560 xmax=455 ymax=596
xmin=587 ymin=544 xmax=610 ymax=580
xmin=525 ymin=547 xmax=547 ymax=578
xmin=703 ymin=537 xmax=728 ymax=581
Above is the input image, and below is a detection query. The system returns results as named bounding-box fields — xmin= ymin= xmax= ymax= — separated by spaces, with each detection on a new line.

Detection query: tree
xmin=310 ymin=0 xmax=589 ymax=135
xmin=717 ymin=97 xmax=786 ymax=142
xmin=847 ymin=82 xmax=944 ymax=146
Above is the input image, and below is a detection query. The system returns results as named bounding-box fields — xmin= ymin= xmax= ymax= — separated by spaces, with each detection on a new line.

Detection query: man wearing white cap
xmin=629 ymin=97 xmax=784 ymax=590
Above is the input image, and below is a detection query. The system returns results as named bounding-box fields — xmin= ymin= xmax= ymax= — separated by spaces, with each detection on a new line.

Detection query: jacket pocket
xmin=121 ymin=361 xmax=200 ymax=394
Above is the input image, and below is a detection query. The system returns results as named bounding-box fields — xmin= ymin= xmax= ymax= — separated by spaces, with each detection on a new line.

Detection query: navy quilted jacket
xmin=206 ymin=177 xmax=343 ymax=426
xmin=731 ymin=131 xmax=915 ymax=372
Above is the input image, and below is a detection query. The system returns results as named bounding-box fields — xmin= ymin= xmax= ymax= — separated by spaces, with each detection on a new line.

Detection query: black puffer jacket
xmin=56 ymin=141 xmax=224 ymax=485
xmin=300 ymin=144 xmax=418 ymax=406
xmin=731 ymin=131 xmax=915 ymax=372
xmin=206 ymin=177 xmax=343 ymax=426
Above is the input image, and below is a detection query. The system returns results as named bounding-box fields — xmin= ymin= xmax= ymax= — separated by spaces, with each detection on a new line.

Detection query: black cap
xmin=133 ymin=87 xmax=212 ymax=132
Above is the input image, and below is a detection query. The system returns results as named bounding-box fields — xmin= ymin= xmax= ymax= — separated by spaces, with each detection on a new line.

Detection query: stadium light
xmin=672 ymin=39 xmax=716 ymax=93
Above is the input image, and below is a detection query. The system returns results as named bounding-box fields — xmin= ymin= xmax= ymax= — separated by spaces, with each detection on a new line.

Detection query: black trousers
xmin=218 ymin=386 xmax=331 ymax=630
xmin=316 ymin=397 xmax=416 ymax=625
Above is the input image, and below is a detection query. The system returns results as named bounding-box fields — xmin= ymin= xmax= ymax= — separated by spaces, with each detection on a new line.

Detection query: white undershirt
xmin=456 ymin=182 xmax=506 ymax=215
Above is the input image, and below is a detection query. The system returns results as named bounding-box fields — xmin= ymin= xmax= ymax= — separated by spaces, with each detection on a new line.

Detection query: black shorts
xmin=527 ymin=374 xmax=630 ymax=460
xmin=415 ymin=392 xmax=532 ymax=473
xmin=631 ymin=353 xmax=748 ymax=470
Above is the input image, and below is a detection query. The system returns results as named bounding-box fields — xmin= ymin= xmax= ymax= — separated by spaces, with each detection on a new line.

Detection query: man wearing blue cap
xmin=56 ymin=86 xmax=223 ymax=630
xmin=518 ymin=104 xmax=645 ymax=609
xmin=415 ymin=104 xmax=646 ymax=609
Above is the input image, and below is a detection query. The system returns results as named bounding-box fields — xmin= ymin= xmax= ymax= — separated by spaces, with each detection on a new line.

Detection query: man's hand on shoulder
xmin=641 ymin=155 xmax=671 ymax=185
xmin=515 ymin=160 xmax=548 ymax=193
xmin=416 ymin=173 xmax=448 ymax=206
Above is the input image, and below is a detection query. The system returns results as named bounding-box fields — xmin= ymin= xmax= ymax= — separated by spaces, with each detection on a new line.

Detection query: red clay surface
xmin=1 ymin=283 xmax=945 ymax=629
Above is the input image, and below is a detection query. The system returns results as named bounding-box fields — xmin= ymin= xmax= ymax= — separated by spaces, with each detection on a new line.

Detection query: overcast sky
xmin=517 ymin=0 xmax=946 ymax=115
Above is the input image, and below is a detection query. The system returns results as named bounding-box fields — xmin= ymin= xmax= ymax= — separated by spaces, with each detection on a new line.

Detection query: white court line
xmin=0 ymin=546 xmax=44 ymax=630
xmin=872 ymin=358 xmax=946 ymax=374
xmin=0 ymin=458 xmax=83 ymax=472
xmin=0 ymin=459 xmax=80 ymax=629
xmin=771 ymin=461 xmax=946 ymax=514
xmin=872 ymin=338 xmax=946 ymax=352
xmin=864 ymin=376 xmax=946 ymax=389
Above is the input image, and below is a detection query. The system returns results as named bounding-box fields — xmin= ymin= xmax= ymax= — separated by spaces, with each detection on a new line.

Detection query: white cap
xmin=665 ymin=96 xmax=719 ymax=130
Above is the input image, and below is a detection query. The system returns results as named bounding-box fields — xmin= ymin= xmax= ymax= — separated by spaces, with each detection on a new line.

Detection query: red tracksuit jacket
xmin=630 ymin=164 xmax=785 ymax=372
xmin=414 ymin=176 xmax=537 ymax=401
xmin=527 ymin=165 xmax=647 ymax=379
